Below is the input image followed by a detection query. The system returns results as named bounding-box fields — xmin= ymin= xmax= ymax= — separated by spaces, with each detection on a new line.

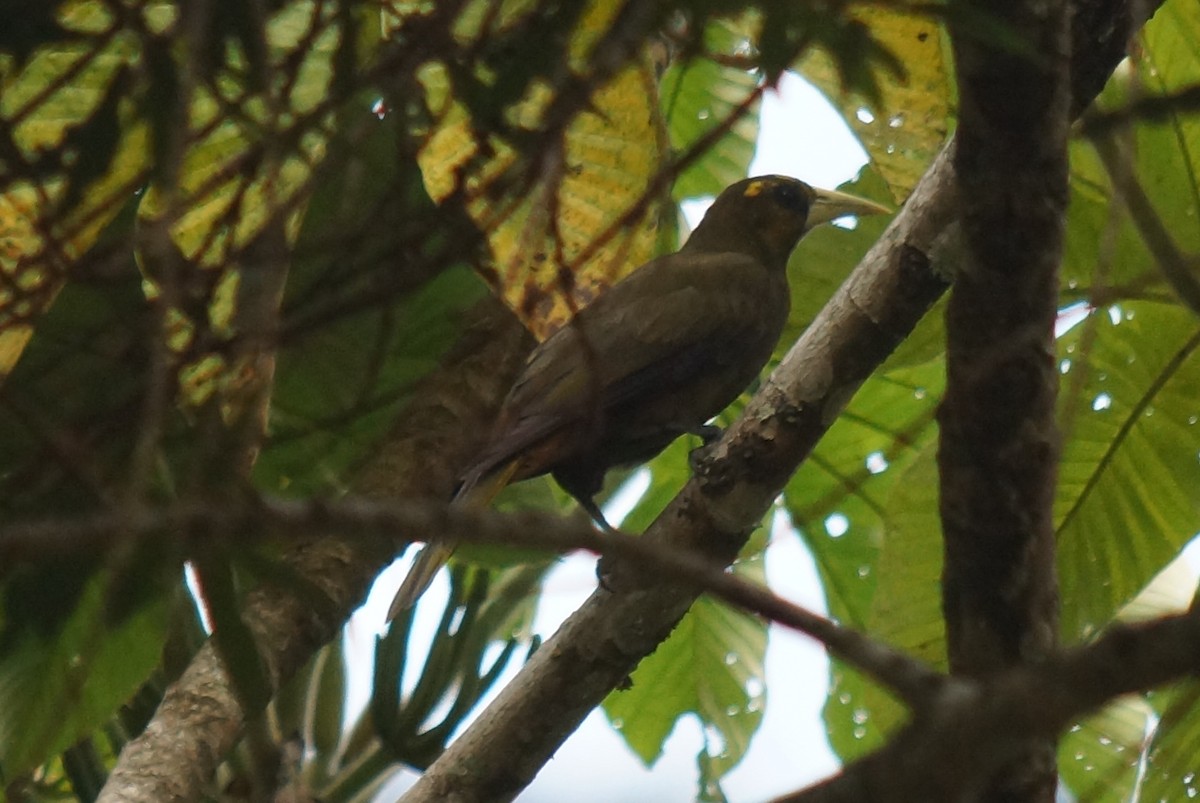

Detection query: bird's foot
xmin=596 ymin=553 xmax=617 ymax=592
xmin=689 ymin=440 xmax=719 ymax=472
xmin=692 ymin=423 xmax=722 ymax=445
xmin=581 ymin=497 xmax=623 ymax=591
xmin=686 ymin=424 xmax=723 ymax=471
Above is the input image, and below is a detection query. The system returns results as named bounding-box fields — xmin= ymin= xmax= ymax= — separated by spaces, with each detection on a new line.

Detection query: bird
xmin=388 ymin=175 xmax=888 ymax=617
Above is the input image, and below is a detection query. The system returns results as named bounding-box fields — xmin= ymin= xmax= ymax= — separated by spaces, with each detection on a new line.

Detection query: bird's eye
xmin=773 ymin=183 xmax=807 ymax=212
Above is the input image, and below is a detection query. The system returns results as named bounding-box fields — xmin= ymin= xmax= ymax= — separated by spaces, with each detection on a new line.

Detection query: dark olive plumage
xmin=389 ymin=176 xmax=887 ymax=615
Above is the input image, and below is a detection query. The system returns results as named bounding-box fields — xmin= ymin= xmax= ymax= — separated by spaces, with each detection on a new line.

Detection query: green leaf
xmin=1055 ymin=303 xmax=1200 ymax=640
xmin=1 ymin=5 xmax=150 ymax=379
xmin=824 ymin=445 xmax=942 ymax=760
xmin=254 ymin=106 xmax=487 ymax=495
xmin=1063 ymin=0 xmax=1200 ymax=302
xmin=137 ymin=0 xmax=342 ymax=266
xmin=411 ymin=1 xmax=667 ymax=340
xmin=1062 ymin=537 xmax=1200 ymax=800
xmin=0 ymin=250 xmax=147 ymax=524
xmin=308 ymin=639 xmax=347 ymax=770
xmin=1058 ymin=696 xmax=1154 ymax=803
xmin=787 ymin=356 xmax=943 ymax=630
xmin=798 ymin=7 xmax=951 ymax=201
xmin=1140 ymin=681 xmax=1200 ymax=801
xmin=0 ymin=574 xmax=169 ymax=777
xmin=259 ymin=265 xmax=486 ymax=496
xmin=603 ymin=550 xmax=767 ymax=788
xmin=664 ymin=21 xmax=760 ymax=201
xmin=1056 ymin=555 xmax=1197 ymax=801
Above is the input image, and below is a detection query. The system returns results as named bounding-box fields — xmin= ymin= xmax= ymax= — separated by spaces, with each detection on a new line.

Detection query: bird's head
xmin=683 ymin=175 xmax=890 ymax=269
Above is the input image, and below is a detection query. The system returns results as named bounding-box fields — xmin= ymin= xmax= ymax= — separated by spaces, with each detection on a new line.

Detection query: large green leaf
xmin=259 ymin=263 xmax=486 ymax=494
xmin=1060 ymin=550 xmax=1198 ymax=800
xmin=134 ymin=0 xmax=345 ymax=414
xmin=797 ymin=6 xmax=951 ymax=202
xmin=664 ymin=20 xmax=760 ymax=201
xmin=0 ymin=574 xmax=170 ymax=777
xmin=0 ymin=2 xmax=153 ymax=379
xmin=1056 ymin=0 xmax=1200 ymax=648
xmin=408 ymin=0 xmax=667 ymax=341
xmin=1057 ymin=696 xmax=1155 ymax=803
xmin=823 ymin=444 xmax=941 ymax=759
xmin=0 ymin=240 xmax=149 ymax=524
xmin=603 ymin=540 xmax=768 ymax=794
xmin=787 ymin=355 xmax=943 ymax=631
xmin=1139 ymin=681 xmax=1200 ymax=801
xmin=137 ymin=0 xmax=341 ymax=266
xmin=1055 ymin=302 xmax=1200 ymax=640
xmin=253 ymin=97 xmax=490 ymax=495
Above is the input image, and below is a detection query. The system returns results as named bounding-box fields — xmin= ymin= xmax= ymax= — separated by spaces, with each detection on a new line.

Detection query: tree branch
xmin=774 ymin=610 xmax=1200 ymax=803
xmin=938 ymin=0 xmax=1071 ymax=796
xmin=0 ymin=494 xmax=944 ymax=711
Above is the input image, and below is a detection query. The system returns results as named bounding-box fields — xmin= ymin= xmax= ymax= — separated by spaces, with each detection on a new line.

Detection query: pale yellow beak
xmin=805 ymin=187 xmax=892 ymax=230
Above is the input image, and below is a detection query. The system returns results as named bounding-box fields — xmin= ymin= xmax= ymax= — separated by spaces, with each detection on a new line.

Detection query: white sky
xmin=350 ymin=71 xmax=871 ymax=802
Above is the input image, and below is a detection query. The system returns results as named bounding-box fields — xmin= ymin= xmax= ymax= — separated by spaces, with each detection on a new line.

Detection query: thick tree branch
xmin=938 ymin=0 xmax=1071 ymax=798
xmin=775 ymin=610 xmax=1200 ymax=803
xmin=941 ymin=0 xmax=1071 ymax=717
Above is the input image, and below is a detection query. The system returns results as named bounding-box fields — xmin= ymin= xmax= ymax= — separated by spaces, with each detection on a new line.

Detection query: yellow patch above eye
xmin=743 ymin=180 xmax=766 ymax=197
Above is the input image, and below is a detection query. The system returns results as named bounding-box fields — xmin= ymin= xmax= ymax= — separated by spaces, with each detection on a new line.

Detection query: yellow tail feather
xmin=385 ymin=459 xmax=520 ymax=619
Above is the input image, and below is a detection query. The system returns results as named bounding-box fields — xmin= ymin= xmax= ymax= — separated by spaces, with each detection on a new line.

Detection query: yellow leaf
xmin=135 ymin=0 xmax=340 ymax=411
xmin=410 ymin=0 xmax=667 ymax=340
xmin=0 ymin=16 xmax=149 ymax=382
xmin=799 ymin=7 xmax=951 ymax=201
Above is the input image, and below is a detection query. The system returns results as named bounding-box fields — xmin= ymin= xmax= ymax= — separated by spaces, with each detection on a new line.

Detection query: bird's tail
xmin=386 ymin=459 xmax=519 ymax=619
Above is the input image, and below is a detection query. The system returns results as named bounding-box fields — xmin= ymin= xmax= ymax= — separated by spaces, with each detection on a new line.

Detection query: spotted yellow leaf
xmin=405 ymin=0 xmax=667 ymax=340
xmin=0 ymin=2 xmax=150 ymax=383
xmin=798 ymin=7 xmax=951 ymax=201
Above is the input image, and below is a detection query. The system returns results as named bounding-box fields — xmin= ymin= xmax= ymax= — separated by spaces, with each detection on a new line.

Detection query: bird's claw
xmin=689 ymin=441 xmax=718 ymax=472
xmin=596 ymin=553 xmax=617 ymax=591
xmin=693 ymin=424 xmax=722 ymax=445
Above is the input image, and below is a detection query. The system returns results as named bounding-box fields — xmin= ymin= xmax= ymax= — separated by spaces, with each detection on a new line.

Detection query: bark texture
xmin=939 ymin=0 xmax=1071 ymax=800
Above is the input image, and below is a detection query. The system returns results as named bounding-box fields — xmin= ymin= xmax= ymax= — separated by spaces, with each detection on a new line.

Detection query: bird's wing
xmin=469 ymin=251 xmax=782 ymax=474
